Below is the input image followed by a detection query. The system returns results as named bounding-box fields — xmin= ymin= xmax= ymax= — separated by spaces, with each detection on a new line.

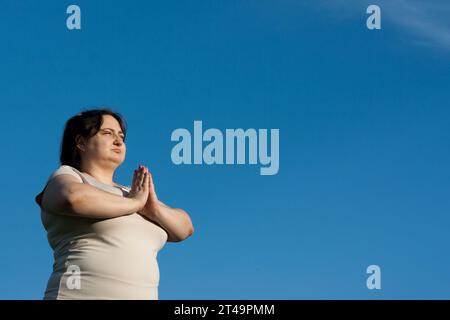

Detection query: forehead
xmin=100 ymin=115 xmax=122 ymax=130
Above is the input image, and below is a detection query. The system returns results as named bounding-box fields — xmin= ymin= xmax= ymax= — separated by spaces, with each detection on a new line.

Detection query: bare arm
xmin=151 ymin=200 xmax=194 ymax=242
xmin=40 ymin=170 xmax=149 ymax=219
xmin=136 ymin=166 xmax=194 ymax=242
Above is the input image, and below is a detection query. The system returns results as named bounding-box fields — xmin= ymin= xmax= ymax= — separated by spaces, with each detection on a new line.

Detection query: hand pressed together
xmin=127 ymin=165 xmax=160 ymax=220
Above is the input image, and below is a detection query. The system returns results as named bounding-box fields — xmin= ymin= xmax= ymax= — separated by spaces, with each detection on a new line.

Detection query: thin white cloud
xmin=320 ymin=0 xmax=450 ymax=51
xmin=382 ymin=0 xmax=450 ymax=51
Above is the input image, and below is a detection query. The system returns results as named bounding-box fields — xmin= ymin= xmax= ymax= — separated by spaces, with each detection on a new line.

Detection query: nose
xmin=113 ymin=134 xmax=123 ymax=146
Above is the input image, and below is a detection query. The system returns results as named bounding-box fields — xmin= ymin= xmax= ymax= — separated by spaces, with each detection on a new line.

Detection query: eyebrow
xmin=101 ymin=128 xmax=125 ymax=135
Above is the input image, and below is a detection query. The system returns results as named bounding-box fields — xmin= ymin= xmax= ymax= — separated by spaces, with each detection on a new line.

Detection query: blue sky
xmin=0 ymin=0 xmax=449 ymax=299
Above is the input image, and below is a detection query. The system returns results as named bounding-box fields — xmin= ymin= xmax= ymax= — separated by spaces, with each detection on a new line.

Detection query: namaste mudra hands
xmin=127 ymin=165 xmax=160 ymax=220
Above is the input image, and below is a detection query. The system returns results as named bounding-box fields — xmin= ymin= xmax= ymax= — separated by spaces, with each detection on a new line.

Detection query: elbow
xmin=183 ymin=225 xmax=194 ymax=240
xmin=182 ymin=210 xmax=195 ymax=239
xmin=171 ymin=210 xmax=194 ymax=242
xmin=188 ymin=223 xmax=194 ymax=237
xmin=171 ymin=224 xmax=194 ymax=243
xmin=176 ymin=227 xmax=194 ymax=242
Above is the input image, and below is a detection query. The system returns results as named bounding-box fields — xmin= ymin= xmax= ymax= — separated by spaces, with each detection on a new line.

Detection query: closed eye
xmin=100 ymin=128 xmax=125 ymax=141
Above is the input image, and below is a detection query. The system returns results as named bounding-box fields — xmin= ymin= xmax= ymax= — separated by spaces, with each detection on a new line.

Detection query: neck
xmin=79 ymin=161 xmax=116 ymax=186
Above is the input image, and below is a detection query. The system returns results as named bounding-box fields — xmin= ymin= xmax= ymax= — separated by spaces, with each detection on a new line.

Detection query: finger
xmin=147 ymin=172 xmax=158 ymax=200
xmin=143 ymin=170 xmax=150 ymax=192
xmin=139 ymin=166 xmax=146 ymax=180
xmin=141 ymin=167 xmax=148 ymax=183
xmin=146 ymin=169 xmax=154 ymax=188
xmin=148 ymin=174 xmax=152 ymax=190
xmin=148 ymin=172 xmax=154 ymax=190
xmin=138 ymin=170 xmax=145 ymax=188
xmin=131 ymin=170 xmax=138 ymax=189
xmin=137 ymin=165 xmax=145 ymax=176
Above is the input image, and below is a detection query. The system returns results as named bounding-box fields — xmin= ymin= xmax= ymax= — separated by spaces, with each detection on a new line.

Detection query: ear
xmin=75 ymin=135 xmax=86 ymax=152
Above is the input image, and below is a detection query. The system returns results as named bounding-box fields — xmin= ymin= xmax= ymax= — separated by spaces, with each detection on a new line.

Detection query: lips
xmin=112 ymin=149 xmax=122 ymax=153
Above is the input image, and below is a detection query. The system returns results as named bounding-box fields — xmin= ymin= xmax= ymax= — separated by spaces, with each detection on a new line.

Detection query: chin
xmin=109 ymin=156 xmax=125 ymax=165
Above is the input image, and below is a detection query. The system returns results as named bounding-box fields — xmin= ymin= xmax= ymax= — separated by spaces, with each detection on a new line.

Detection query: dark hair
xmin=60 ymin=108 xmax=127 ymax=170
xmin=35 ymin=108 xmax=126 ymax=207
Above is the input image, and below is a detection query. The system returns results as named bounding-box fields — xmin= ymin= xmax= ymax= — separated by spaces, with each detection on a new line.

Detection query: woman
xmin=35 ymin=109 xmax=194 ymax=300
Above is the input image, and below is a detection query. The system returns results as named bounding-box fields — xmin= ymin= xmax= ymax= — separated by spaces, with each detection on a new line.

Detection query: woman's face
xmin=78 ymin=115 xmax=126 ymax=168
